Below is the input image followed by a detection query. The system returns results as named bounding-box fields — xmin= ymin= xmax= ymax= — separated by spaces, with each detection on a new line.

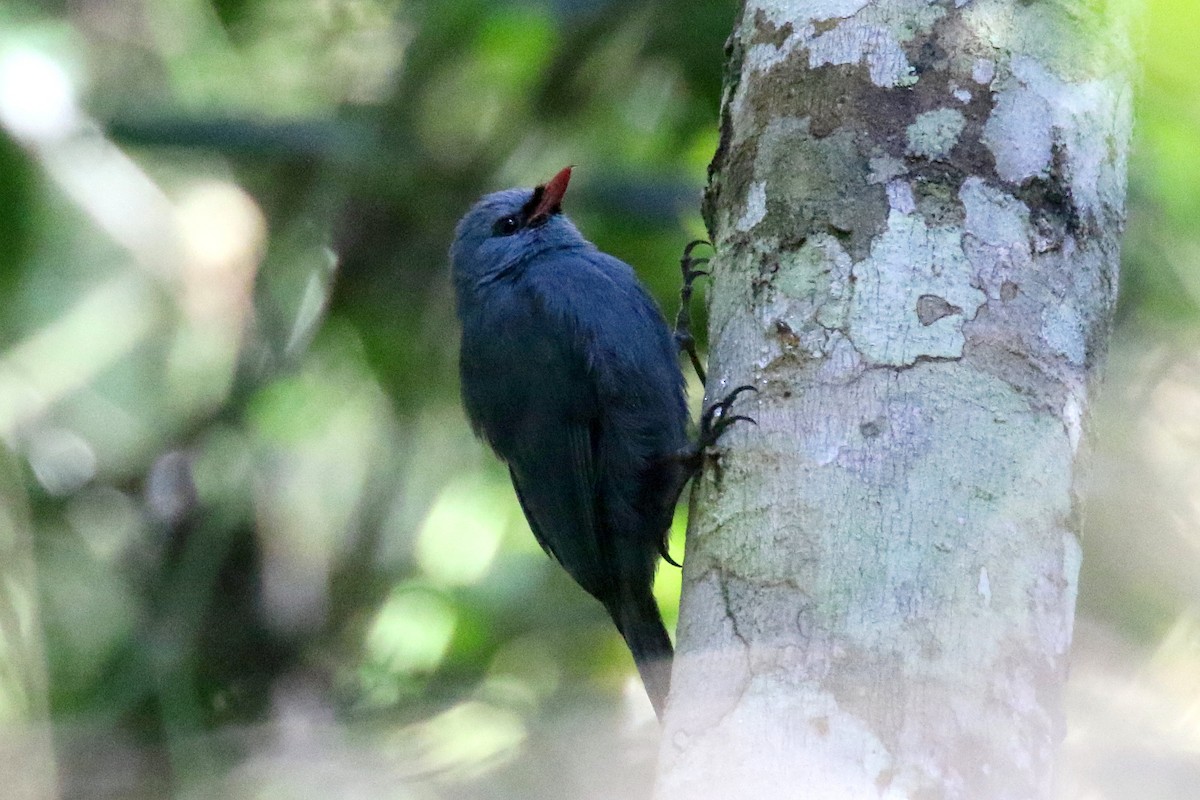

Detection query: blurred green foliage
xmin=0 ymin=0 xmax=1196 ymax=798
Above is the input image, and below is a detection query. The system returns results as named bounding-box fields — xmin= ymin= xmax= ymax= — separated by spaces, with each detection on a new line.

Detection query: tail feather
xmin=608 ymin=593 xmax=674 ymax=720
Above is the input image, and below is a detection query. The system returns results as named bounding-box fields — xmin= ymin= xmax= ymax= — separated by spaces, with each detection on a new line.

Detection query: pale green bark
xmin=657 ymin=1 xmax=1135 ymax=798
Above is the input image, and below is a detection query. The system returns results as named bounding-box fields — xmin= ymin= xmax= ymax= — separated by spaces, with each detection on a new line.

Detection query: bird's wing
xmin=508 ymin=419 xmax=613 ymax=601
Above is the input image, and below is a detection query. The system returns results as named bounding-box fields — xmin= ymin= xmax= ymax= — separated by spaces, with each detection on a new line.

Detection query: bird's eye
xmin=493 ymin=215 xmax=521 ymax=237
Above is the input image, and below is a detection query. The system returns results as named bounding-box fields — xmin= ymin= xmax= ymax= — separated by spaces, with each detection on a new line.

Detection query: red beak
xmin=528 ymin=166 xmax=572 ymax=225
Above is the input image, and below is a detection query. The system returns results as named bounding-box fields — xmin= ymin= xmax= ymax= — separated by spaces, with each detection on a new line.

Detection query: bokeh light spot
xmin=366 ymin=586 xmax=457 ymax=676
xmin=0 ymin=48 xmax=77 ymax=142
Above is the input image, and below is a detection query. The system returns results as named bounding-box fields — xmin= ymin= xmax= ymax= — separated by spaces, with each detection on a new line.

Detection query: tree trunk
xmin=657 ymin=2 xmax=1135 ymax=799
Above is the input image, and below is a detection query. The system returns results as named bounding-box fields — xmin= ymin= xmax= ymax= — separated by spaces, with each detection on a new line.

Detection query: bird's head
xmin=450 ymin=167 xmax=585 ymax=289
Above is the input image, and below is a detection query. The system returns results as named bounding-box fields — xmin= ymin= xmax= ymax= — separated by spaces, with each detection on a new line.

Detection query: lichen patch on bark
xmin=846 ymin=204 xmax=985 ymax=366
xmin=982 ymin=78 xmax=1054 ymax=183
xmin=907 ymin=108 xmax=966 ymax=160
xmin=752 ymin=117 xmax=886 ymax=259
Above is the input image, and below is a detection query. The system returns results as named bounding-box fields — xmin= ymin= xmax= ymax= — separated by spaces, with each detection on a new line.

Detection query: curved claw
xmin=712 ymin=385 xmax=758 ymax=414
xmin=725 ymin=384 xmax=758 ymax=400
xmin=708 ymin=414 xmax=757 ymax=441
xmin=682 ymin=239 xmax=713 ymax=260
xmin=658 ymin=543 xmax=682 ymax=568
xmin=698 ymin=384 xmax=759 ymax=449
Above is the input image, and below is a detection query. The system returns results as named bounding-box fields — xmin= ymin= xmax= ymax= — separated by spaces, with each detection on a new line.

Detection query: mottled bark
xmin=658 ymin=2 xmax=1134 ymax=799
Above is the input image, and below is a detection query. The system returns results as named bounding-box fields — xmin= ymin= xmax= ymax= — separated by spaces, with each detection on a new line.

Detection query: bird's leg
xmin=674 ymin=239 xmax=711 ymax=385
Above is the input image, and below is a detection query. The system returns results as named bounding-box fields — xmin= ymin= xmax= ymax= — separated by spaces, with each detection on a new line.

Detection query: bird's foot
xmin=677 ymin=384 xmax=757 ymax=473
xmin=674 ymin=239 xmax=711 ymax=385
xmin=698 ymin=384 xmax=757 ymax=450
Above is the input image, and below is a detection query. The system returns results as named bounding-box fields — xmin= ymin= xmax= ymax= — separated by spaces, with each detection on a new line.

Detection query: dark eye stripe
xmin=521 ymin=186 xmax=544 ymax=218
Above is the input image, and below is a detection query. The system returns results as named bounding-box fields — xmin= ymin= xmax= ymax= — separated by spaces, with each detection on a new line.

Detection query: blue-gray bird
xmin=451 ymin=167 xmax=748 ymax=719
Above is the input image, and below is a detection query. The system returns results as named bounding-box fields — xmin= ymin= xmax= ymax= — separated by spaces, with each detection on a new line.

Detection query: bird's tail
xmin=607 ymin=592 xmax=674 ymax=720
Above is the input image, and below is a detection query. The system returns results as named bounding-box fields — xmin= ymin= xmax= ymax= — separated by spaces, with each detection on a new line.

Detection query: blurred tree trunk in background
xmin=0 ymin=451 xmax=57 ymax=800
xmin=658 ymin=2 xmax=1136 ymax=798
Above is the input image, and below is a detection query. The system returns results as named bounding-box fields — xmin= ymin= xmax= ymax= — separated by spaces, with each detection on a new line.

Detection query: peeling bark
xmin=658 ymin=1 xmax=1135 ymax=798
